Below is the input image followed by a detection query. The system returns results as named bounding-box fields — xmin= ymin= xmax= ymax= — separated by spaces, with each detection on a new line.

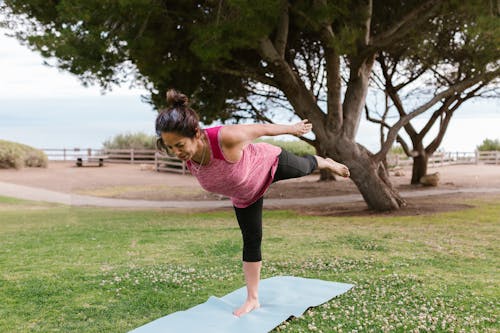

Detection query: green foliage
xmin=477 ymin=138 xmax=500 ymax=151
xmin=256 ymin=138 xmax=315 ymax=156
xmin=0 ymin=140 xmax=48 ymax=169
xmin=102 ymin=132 xmax=156 ymax=150
xmin=389 ymin=144 xmax=405 ymax=155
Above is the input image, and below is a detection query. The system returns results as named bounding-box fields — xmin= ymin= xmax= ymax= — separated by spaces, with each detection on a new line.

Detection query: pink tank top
xmin=186 ymin=126 xmax=281 ymax=208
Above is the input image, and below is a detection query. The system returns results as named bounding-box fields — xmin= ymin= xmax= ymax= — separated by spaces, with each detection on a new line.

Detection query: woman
xmin=156 ymin=89 xmax=350 ymax=317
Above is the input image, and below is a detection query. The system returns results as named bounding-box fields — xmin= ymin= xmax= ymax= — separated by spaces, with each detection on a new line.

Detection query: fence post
xmin=155 ymin=152 xmax=158 ymax=171
xmin=63 ymin=148 xmax=67 ymax=161
xmin=497 ymin=151 xmax=499 ymax=165
xmin=475 ymin=150 xmax=479 ymax=164
xmin=131 ymin=149 xmax=134 ymax=164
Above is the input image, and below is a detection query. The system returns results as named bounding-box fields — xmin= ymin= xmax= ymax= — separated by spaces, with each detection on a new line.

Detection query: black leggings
xmin=233 ymin=150 xmax=318 ymax=262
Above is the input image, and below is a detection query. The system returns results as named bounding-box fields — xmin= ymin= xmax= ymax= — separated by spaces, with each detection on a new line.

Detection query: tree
xmin=2 ymin=0 xmax=498 ymax=210
xmin=366 ymin=5 xmax=500 ymax=184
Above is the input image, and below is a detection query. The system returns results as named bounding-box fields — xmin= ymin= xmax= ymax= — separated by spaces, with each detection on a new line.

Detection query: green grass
xmin=0 ymin=196 xmax=498 ymax=332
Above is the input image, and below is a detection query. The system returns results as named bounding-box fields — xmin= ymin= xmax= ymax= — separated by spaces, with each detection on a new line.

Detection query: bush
xmin=390 ymin=144 xmax=405 ymax=155
xmin=0 ymin=140 xmax=48 ymax=169
xmin=103 ymin=132 xmax=156 ymax=150
xmin=256 ymin=138 xmax=315 ymax=156
xmin=477 ymin=138 xmax=500 ymax=151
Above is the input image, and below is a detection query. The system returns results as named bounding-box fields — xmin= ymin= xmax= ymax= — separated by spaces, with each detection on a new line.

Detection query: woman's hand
xmin=291 ymin=119 xmax=313 ymax=136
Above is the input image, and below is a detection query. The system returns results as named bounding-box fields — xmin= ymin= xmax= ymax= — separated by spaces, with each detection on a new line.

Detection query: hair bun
xmin=166 ymin=89 xmax=189 ymax=108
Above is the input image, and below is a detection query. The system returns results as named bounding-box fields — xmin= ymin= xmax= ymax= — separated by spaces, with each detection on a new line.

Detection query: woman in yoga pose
xmin=155 ymin=89 xmax=350 ymax=317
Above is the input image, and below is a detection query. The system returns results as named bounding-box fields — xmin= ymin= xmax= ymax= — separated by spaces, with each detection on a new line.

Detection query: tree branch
xmin=257 ymin=36 xmax=326 ymax=126
xmin=373 ymin=73 xmax=496 ymax=162
xmin=362 ymin=0 xmax=373 ymax=46
xmin=365 ymin=105 xmax=409 ymax=154
xmin=426 ymin=83 xmax=486 ymax=152
xmin=274 ymin=1 xmax=289 ymax=58
xmin=371 ymin=0 xmax=440 ymax=48
xmin=215 ymin=66 xmax=278 ymax=88
xmin=242 ymin=97 xmax=275 ymax=123
xmin=380 ymin=60 xmax=418 ymax=138
xmin=321 ymin=29 xmax=343 ymax=131
xmin=394 ymin=66 xmax=427 ymax=91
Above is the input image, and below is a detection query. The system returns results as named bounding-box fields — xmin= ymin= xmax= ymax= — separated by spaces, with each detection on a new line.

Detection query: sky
xmin=0 ymin=28 xmax=499 ymax=152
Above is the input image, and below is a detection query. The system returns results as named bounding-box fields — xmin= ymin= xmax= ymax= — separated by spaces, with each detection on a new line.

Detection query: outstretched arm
xmin=221 ymin=120 xmax=312 ymax=147
xmin=218 ymin=120 xmax=313 ymax=162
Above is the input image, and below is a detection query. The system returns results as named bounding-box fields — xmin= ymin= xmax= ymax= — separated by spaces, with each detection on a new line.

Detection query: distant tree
xmin=2 ymin=1 xmax=498 ymax=210
xmin=366 ymin=11 xmax=500 ymax=183
xmin=477 ymin=138 xmax=500 ymax=151
xmin=103 ymin=132 xmax=156 ymax=150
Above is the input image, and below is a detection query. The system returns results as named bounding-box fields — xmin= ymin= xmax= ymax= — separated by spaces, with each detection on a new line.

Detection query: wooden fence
xmin=41 ymin=148 xmax=499 ymax=174
xmin=477 ymin=150 xmax=500 ymax=164
xmin=155 ymin=152 xmax=188 ymax=174
xmin=41 ymin=148 xmax=189 ymax=174
xmin=387 ymin=151 xmax=478 ymax=168
xmin=387 ymin=151 xmax=500 ymax=168
xmin=102 ymin=149 xmax=156 ymax=164
xmin=41 ymin=148 xmax=104 ymax=161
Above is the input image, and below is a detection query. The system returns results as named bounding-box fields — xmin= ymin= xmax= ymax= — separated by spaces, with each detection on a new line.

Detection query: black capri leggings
xmin=233 ymin=150 xmax=318 ymax=262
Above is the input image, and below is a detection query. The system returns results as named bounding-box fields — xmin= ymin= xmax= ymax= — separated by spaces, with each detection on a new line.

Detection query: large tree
xmin=2 ymin=0 xmax=498 ymax=210
xmin=366 ymin=7 xmax=499 ymax=183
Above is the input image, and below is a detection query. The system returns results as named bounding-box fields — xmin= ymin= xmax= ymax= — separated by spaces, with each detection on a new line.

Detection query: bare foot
xmin=233 ymin=298 xmax=260 ymax=317
xmin=326 ymin=158 xmax=350 ymax=177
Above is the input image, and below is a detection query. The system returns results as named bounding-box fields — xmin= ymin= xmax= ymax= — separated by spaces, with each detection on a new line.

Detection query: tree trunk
xmin=326 ymin=139 xmax=406 ymax=211
xmin=411 ymin=152 xmax=429 ymax=184
xmin=259 ymin=39 xmax=405 ymax=211
xmin=319 ymin=169 xmax=336 ymax=181
xmin=316 ymin=146 xmax=336 ymax=181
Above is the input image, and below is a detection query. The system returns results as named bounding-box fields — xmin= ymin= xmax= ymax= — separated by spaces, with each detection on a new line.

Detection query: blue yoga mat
xmin=129 ymin=276 xmax=354 ymax=333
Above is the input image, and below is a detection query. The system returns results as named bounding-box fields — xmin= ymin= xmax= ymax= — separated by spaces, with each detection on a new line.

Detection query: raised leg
xmin=314 ymin=155 xmax=350 ymax=178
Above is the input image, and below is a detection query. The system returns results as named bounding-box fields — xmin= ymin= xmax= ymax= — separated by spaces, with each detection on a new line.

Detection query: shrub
xmin=256 ymin=138 xmax=315 ymax=156
xmin=477 ymin=138 xmax=500 ymax=151
xmin=390 ymin=144 xmax=405 ymax=155
xmin=0 ymin=140 xmax=48 ymax=169
xmin=103 ymin=132 xmax=156 ymax=150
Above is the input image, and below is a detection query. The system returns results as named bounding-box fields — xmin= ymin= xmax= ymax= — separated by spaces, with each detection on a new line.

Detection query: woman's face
xmin=160 ymin=131 xmax=199 ymax=161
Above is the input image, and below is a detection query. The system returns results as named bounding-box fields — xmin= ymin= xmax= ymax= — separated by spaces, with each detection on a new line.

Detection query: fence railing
xmin=388 ymin=151 xmax=499 ymax=168
xmin=41 ymin=148 xmax=104 ymax=161
xmin=477 ymin=150 xmax=500 ymax=164
xmin=155 ymin=152 xmax=188 ymax=174
xmin=41 ymin=148 xmax=499 ymax=173
xmin=40 ymin=148 xmax=189 ymax=174
xmin=102 ymin=149 xmax=156 ymax=164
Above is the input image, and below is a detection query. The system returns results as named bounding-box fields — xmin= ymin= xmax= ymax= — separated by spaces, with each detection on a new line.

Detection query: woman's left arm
xmin=220 ymin=120 xmax=312 ymax=150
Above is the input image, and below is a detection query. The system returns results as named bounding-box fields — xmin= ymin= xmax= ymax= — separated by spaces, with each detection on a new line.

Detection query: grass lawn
xmin=0 ymin=195 xmax=498 ymax=332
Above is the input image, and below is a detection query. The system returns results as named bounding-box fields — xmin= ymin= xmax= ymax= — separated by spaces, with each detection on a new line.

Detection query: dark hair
xmin=155 ymin=89 xmax=200 ymax=152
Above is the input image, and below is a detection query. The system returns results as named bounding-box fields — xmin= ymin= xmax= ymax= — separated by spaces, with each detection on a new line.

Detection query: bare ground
xmin=1 ymin=161 xmax=499 ymax=216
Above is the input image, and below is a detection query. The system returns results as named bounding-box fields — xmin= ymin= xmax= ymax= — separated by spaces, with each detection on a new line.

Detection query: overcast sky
xmin=0 ymin=27 xmax=158 ymax=148
xmin=0 ymin=27 xmax=150 ymax=99
xmin=0 ymin=27 xmax=498 ymax=151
